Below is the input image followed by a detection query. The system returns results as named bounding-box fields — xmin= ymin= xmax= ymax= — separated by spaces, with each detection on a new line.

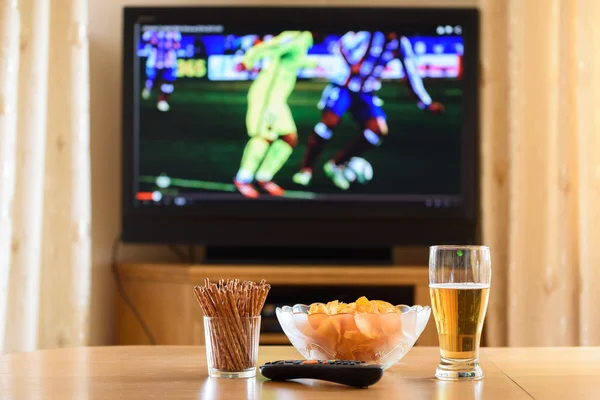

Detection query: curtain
xmin=482 ymin=0 xmax=600 ymax=346
xmin=0 ymin=0 xmax=91 ymax=353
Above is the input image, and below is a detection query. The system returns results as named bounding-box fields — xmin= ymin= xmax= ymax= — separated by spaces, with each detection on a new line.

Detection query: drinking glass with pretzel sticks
xmin=194 ymin=278 xmax=270 ymax=378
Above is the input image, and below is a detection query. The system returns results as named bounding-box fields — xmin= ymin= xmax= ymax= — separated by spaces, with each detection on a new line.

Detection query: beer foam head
xmin=429 ymin=283 xmax=490 ymax=289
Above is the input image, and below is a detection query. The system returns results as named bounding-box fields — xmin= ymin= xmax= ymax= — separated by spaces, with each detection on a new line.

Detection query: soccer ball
xmin=156 ymin=174 xmax=171 ymax=189
xmin=343 ymin=157 xmax=373 ymax=184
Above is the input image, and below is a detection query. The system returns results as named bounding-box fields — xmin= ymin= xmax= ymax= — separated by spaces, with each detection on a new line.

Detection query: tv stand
xmin=203 ymin=246 xmax=393 ymax=265
xmin=115 ymin=255 xmax=438 ymax=348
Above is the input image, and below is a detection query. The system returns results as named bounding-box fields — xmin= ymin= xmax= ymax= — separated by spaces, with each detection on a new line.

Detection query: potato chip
xmin=325 ymin=300 xmax=339 ymax=315
xmin=309 ymin=303 xmax=328 ymax=315
xmin=330 ymin=313 xmax=360 ymax=343
xmin=380 ymin=312 xmax=403 ymax=336
xmin=355 ymin=313 xmax=383 ymax=339
xmin=308 ymin=314 xmax=337 ymax=345
xmin=374 ymin=300 xmax=399 ymax=313
xmin=355 ymin=296 xmax=374 ymax=313
xmin=337 ymin=303 xmax=357 ymax=314
xmin=343 ymin=330 xmax=362 ymax=340
xmin=306 ymin=314 xmax=337 ymax=349
xmin=355 ymin=296 xmax=370 ymax=307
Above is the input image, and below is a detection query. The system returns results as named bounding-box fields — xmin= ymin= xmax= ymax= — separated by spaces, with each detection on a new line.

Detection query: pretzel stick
xmin=219 ymin=286 xmax=248 ymax=361
xmin=210 ymin=283 xmax=248 ymax=368
xmin=194 ymin=288 xmax=233 ymax=370
xmin=200 ymin=286 xmax=241 ymax=370
xmin=209 ymin=286 xmax=246 ymax=370
xmin=194 ymin=287 xmax=237 ymax=370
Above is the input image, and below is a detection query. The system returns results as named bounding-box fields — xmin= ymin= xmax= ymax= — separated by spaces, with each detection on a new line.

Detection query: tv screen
xmin=122 ymin=7 xmax=479 ymax=246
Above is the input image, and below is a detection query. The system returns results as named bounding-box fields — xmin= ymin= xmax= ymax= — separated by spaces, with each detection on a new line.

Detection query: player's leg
xmin=333 ymin=91 xmax=387 ymax=164
xmin=142 ymin=64 xmax=156 ymax=99
xmin=324 ymin=93 xmax=387 ymax=190
xmin=293 ymin=84 xmax=348 ymax=186
xmin=255 ymin=105 xmax=297 ymax=196
xmin=157 ymin=66 xmax=176 ymax=112
xmin=255 ymin=133 xmax=296 ymax=196
xmin=331 ymin=116 xmax=387 ymax=165
xmin=235 ymin=137 xmax=271 ymax=198
xmin=234 ymin=103 xmax=276 ymax=198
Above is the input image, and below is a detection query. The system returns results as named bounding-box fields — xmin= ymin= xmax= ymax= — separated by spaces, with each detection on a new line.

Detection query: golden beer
xmin=429 ymin=283 xmax=490 ymax=360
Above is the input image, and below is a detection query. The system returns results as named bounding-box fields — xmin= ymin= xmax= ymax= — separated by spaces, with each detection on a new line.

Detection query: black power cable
xmin=111 ymin=235 xmax=157 ymax=345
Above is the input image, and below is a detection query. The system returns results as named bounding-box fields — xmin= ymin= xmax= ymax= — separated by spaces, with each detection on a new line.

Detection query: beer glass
xmin=429 ymin=245 xmax=491 ymax=380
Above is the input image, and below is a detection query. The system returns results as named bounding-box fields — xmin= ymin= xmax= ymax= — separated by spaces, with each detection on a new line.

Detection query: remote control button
xmin=284 ymin=360 xmax=294 ymax=364
xmin=293 ymin=360 xmax=303 ymax=364
xmin=302 ymin=360 xmax=318 ymax=364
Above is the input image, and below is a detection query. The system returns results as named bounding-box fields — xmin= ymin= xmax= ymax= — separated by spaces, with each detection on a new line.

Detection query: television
xmin=122 ymin=6 xmax=480 ymax=249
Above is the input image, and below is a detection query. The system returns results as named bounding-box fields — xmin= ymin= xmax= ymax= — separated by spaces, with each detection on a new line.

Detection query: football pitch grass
xmin=138 ymin=174 xmax=318 ymax=199
xmin=138 ymin=79 xmax=462 ymax=196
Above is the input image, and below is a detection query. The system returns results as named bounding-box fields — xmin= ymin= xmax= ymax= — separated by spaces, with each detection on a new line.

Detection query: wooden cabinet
xmin=115 ymin=263 xmax=438 ymax=347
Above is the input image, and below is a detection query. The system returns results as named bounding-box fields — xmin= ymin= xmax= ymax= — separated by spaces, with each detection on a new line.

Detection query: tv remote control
xmin=259 ymin=360 xmax=384 ymax=388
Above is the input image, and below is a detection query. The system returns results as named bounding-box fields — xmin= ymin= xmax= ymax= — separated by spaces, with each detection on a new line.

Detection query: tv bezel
xmin=121 ymin=6 xmax=480 ymax=247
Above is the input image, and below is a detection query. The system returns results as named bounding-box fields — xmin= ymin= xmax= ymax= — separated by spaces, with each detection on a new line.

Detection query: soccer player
xmin=141 ymin=29 xmax=182 ymax=112
xmin=293 ymin=31 xmax=445 ymax=190
xmin=233 ymin=31 xmax=317 ymax=198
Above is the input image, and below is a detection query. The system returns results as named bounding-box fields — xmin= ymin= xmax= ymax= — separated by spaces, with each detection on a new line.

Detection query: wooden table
xmin=1 ymin=346 xmax=598 ymax=399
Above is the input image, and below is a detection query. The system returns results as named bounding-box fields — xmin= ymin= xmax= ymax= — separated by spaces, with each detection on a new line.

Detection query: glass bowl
xmin=276 ymin=304 xmax=431 ymax=369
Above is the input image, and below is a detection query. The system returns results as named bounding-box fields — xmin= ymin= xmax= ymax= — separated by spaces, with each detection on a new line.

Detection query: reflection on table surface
xmin=4 ymin=345 xmax=599 ymax=399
